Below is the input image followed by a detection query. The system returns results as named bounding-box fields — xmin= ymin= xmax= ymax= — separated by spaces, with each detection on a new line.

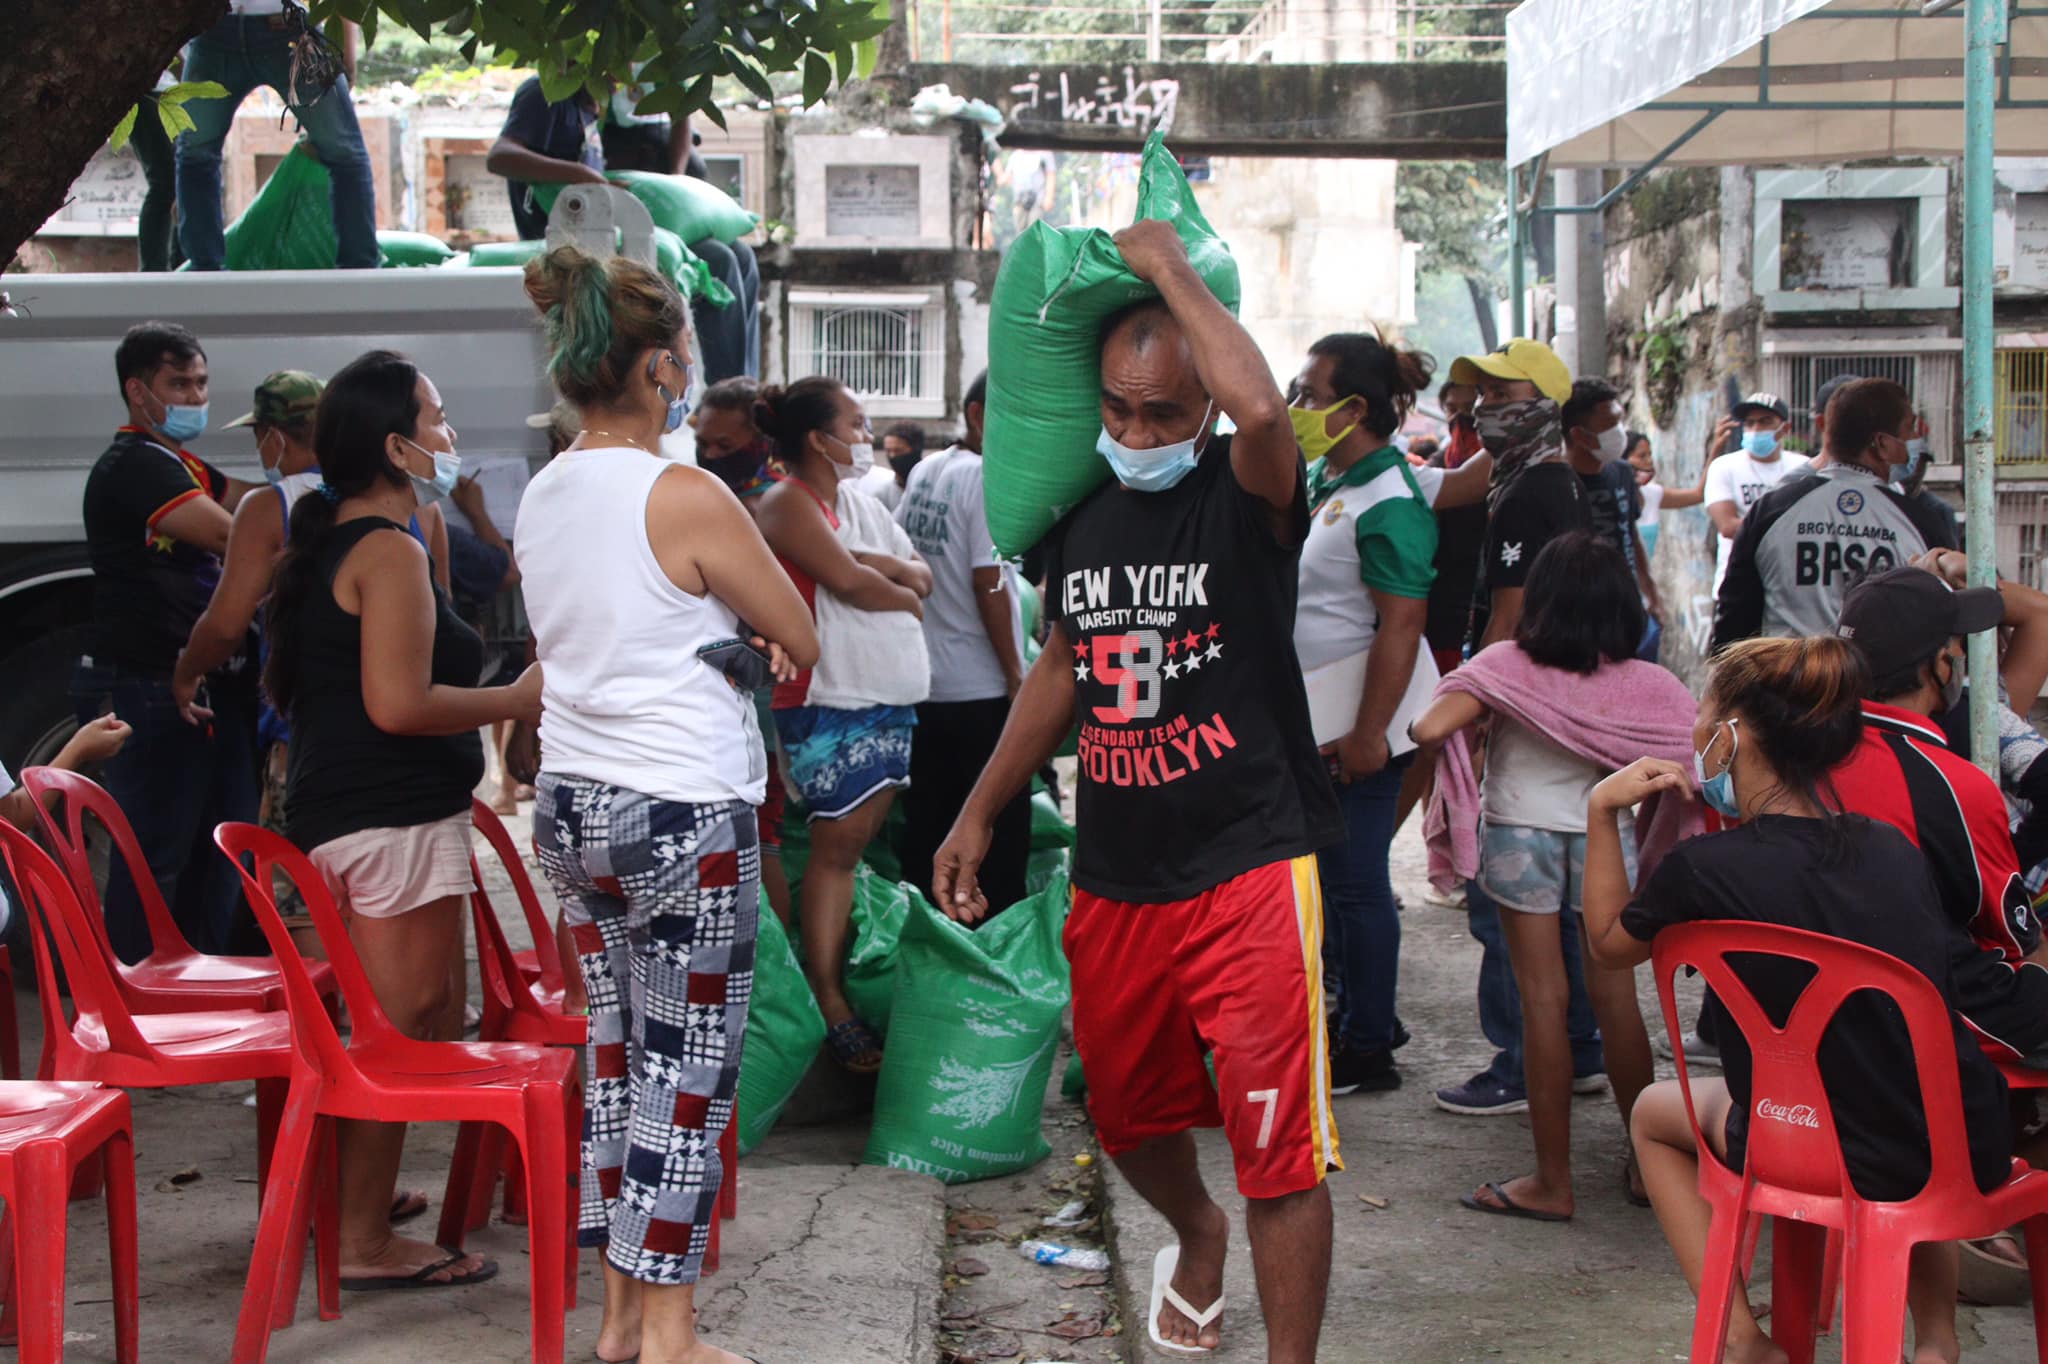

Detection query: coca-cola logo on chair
xmin=1755 ymin=1097 xmax=1821 ymax=1130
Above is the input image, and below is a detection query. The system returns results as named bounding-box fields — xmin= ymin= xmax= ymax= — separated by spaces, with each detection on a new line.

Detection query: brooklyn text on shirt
xmin=1077 ymin=713 xmax=1238 ymax=788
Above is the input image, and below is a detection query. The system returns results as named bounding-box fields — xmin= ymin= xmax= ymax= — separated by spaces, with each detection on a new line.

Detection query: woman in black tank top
xmin=263 ymin=350 xmax=542 ymax=1292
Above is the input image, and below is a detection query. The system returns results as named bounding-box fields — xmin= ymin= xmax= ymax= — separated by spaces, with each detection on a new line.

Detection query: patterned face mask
xmin=1476 ymin=396 xmax=1565 ymax=506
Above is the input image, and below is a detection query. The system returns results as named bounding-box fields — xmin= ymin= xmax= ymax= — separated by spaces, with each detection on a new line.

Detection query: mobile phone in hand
xmin=697 ymin=637 xmax=777 ymax=692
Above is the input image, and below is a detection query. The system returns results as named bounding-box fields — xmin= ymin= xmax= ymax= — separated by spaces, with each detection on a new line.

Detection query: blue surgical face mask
xmin=1896 ymin=437 xmax=1930 ymax=486
xmin=1694 ymin=718 xmax=1743 ymax=820
xmin=1740 ymin=428 xmax=1779 ymax=459
xmin=400 ymin=436 xmax=462 ymax=499
xmin=1097 ymin=401 xmax=1214 ymax=494
xmin=146 ymin=389 xmax=208 ymax=443
xmin=259 ymin=431 xmax=286 ymax=487
xmin=650 ymin=350 xmax=692 ymax=434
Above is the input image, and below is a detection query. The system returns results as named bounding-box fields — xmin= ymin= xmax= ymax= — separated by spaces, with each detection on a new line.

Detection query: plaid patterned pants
xmin=532 ymin=774 xmax=759 ymax=1285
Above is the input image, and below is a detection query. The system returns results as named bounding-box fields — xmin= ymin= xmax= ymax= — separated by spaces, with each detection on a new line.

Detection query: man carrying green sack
xmin=980 ymin=131 xmax=1241 ymax=561
xmin=935 ymin=215 xmax=1342 ymax=1362
xmin=487 ymin=77 xmax=761 ymax=382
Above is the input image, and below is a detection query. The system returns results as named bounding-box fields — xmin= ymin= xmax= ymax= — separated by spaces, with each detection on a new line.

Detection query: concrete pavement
xmin=1098 ymin=822 xmax=2041 ymax=1362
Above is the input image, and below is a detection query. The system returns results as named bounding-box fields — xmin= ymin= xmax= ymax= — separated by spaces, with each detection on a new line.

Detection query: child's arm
xmin=1583 ymin=758 xmax=1691 ymax=968
xmin=0 ymin=716 xmax=132 ymax=830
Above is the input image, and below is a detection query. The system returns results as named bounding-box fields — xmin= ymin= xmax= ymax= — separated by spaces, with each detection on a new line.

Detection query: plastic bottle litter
xmin=1042 ymin=1199 xmax=1091 ymax=1228
xmin=1018 ymin=1241 xmax=1111 ymax=1271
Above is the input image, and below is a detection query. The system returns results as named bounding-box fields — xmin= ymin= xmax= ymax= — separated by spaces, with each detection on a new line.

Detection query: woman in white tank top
xmin=515 ymin=245 xmax=816 ymax=1364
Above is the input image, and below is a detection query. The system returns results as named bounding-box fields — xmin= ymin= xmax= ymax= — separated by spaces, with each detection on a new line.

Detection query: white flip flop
xmin=1148 ymin=1243 xmax=1224 ymax=1355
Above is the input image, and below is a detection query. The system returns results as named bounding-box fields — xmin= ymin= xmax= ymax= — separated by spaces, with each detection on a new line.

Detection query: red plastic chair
xmin=0 ymin=1082 xmax=138 ymax=1363
xmin=469 ymin=798 xmax=568 ymax=995
xmin=215 ymin=821 xmax=576 ymax=1364
xmin=0 ymin=823 xmax=295 ymax=1191
xmin=1650 ymin=921 xmax=2048 ymax=1364
xmin=440 ymin=832 xmax=587 ymax=1250
xmin=0 ymin=946 xmax=19 ymax=1080
xmin=21 ymin=767 xmax=340 ymax=1022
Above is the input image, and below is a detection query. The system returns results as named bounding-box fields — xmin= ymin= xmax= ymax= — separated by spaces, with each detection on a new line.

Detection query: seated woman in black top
xmin=1581 ymin=635 xmax=2015 ymax=1364
xmin=265 ymin=350 xmax=541 ymax=1293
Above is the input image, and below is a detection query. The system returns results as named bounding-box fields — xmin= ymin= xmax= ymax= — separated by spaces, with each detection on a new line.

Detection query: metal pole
xmin=943 ymin=0 xmax=953 ymax=60
xmin=1963 ymin=0 xmax=2006 ymax=775
xmin=909 ymin=0 xmax=921 ymax=60
xmin=1508 ymin=162 xmax=1526 ymax=337
xmin=1147 ymin=0 xmax=1163 ymax=60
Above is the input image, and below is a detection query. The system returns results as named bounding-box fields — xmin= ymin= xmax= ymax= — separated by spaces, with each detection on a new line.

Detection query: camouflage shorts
xmin=1477 ymin=819 xmax=1636 ymax=916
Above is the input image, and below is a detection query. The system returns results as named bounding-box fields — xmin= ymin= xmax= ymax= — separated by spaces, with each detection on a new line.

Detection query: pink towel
xmin=1422 ymin=642 xmax=1703 ymax=894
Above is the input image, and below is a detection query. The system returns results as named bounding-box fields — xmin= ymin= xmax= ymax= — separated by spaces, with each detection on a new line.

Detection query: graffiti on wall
xmin=1007 ymin=68 xmax=1181 ymax=138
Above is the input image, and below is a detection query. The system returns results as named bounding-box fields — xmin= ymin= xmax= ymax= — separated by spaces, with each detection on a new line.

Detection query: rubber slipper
xmin=825 ymin=1018 xmax=883 ymax=1074
xmin=1959 ymin=1232 xmax=2032 ymax=1306
xmin=1148 ymin=1243 xmax=1223 ymax=1355
xmin=389 ymin=1189 xmax=431 ymax=1224
xmin=1459 ymin=1180 xmax=1571 ymax=1223
xmin=340 ymin=1252 xmax=499 ymax=1293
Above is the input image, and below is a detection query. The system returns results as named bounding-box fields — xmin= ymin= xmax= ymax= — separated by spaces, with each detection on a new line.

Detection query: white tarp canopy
xmin=1508 ymin=0 xmax=2048 ymax=169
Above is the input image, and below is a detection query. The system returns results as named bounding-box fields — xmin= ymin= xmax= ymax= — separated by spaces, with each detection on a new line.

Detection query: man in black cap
xmin=1702 ymin=391 xmax=1806 ymax=598
xmin=1832 ymin=566 xmax=2038 ymax=964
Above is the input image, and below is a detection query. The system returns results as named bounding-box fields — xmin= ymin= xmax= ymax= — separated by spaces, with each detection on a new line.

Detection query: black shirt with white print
xmin=1622 ymin=814 xmax=2046 ymax=1201
xmin=1581 ymin=461 xmax=1643 ymax=579
xmin=1043 ymin=436 xmax=1342 ymax=904
xmin=1466 ymin=460 xmax=1590 ymax=651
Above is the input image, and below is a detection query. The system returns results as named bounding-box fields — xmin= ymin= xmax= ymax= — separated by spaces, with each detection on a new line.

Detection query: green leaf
xmin=157 ymin=80 xmax=229 ymax=107
xmin=854 ymin=35 xmax=878 ymax=78
xmin=156 ymin=99 xmax=198 ymax=140
xmin=802 ymin=50 xmax=831 ymax=106
xmin=724 ymin=48 xmax=776 ymax=103
xmin=109 ymin=104 xmax=140 ymax=153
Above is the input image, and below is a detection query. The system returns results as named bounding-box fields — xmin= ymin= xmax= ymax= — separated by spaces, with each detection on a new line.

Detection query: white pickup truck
xmin=0 ymin=266 xmax=555 ymax=775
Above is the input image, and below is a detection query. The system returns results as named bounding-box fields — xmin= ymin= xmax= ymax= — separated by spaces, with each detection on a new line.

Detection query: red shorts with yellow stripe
xmin=1065 ymin=855 xmax=1340 ymax=1199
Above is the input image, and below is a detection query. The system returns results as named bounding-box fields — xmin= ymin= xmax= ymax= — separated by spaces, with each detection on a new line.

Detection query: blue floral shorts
xmin=771 ymin=703 xmax=916 ymax=822
xmin=1478 ymin=819 xmax=1636 ymax=916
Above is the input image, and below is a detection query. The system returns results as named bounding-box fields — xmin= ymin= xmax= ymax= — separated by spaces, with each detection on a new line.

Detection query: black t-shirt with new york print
xmin=1044 ymin=437 xmax=1342 ymax=904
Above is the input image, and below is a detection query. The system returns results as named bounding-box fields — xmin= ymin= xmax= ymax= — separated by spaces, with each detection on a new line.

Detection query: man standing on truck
xmin=76 ymin=322 xmax=264 ymax=961
xmin=487 ymin=81 xmax=760 ymax=381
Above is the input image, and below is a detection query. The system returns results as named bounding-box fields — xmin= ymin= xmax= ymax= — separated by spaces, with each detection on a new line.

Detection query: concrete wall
xmin=1192 ymin=156 xmax=1412 ymax=377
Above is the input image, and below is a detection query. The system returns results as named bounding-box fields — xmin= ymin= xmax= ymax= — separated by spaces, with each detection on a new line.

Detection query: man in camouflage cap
xmin=223 ymin=370 xmax=323 ymax=488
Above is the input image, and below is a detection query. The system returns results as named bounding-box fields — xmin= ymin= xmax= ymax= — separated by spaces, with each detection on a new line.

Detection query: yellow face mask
xmin=1288 ymin=397 xmax=1361 ymax=461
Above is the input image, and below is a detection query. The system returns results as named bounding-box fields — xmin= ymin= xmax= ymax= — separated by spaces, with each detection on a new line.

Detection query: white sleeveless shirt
xmin=514 ymin=446 xmax=765 ymax=805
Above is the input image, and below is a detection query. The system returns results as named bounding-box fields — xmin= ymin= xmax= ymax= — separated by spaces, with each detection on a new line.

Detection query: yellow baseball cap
xmin=1449 ymin=338 xmax=1572 ymax=406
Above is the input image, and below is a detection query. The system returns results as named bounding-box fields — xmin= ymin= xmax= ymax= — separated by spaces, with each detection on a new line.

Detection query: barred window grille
xmin=1997 ymin=348 xmax=2048 ymax=469
xmin=787 ymin=290 xmax=943 ymax=411
xmin=1761 ymin=342 xmax=1959 ymax=465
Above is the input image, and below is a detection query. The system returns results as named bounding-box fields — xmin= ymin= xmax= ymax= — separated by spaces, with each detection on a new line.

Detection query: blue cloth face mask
xmin=1896 ymin=437 xmax=1930 ymax=485
xmin=1097 ymin=401 xmax=1214 ymax=493
xmin=1740 ymin=428 xmax=1779 ymax=459
xmin=1694 ymin=718 xmax=1742 ymax=820
xmin=400 ymin=436 xmax=462 ymax=499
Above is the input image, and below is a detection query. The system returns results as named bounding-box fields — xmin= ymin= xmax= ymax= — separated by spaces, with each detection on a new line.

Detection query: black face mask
xmin=700 ymin=436 xmax=776 ymax=495
xmin=889 ymin=451 xmax=920 ymax=481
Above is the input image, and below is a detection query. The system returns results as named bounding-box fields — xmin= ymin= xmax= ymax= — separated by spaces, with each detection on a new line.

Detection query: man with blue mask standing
xmin=1702 ymin=392 xmax=1807 ymax=599
xmin=78 ymin=322 xmax=264 ymax=961
xmin=933 ymin=219 xmax=1343 ymax=1362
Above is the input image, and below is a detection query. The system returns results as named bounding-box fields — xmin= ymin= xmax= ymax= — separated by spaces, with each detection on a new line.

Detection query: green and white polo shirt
xmin=1293 ymin=447 xmax=1438 ymax=672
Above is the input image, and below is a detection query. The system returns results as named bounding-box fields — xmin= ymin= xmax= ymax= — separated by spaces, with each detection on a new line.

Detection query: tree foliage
xmin=308 ymin=0 xmax=893 ymax=127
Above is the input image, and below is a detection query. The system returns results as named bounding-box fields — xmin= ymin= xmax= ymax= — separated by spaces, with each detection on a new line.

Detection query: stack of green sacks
xmin=862 ymin=874 xmax=1073 ymax=1184
xmin=981 ymin=130 xmax=1240 ymax=560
